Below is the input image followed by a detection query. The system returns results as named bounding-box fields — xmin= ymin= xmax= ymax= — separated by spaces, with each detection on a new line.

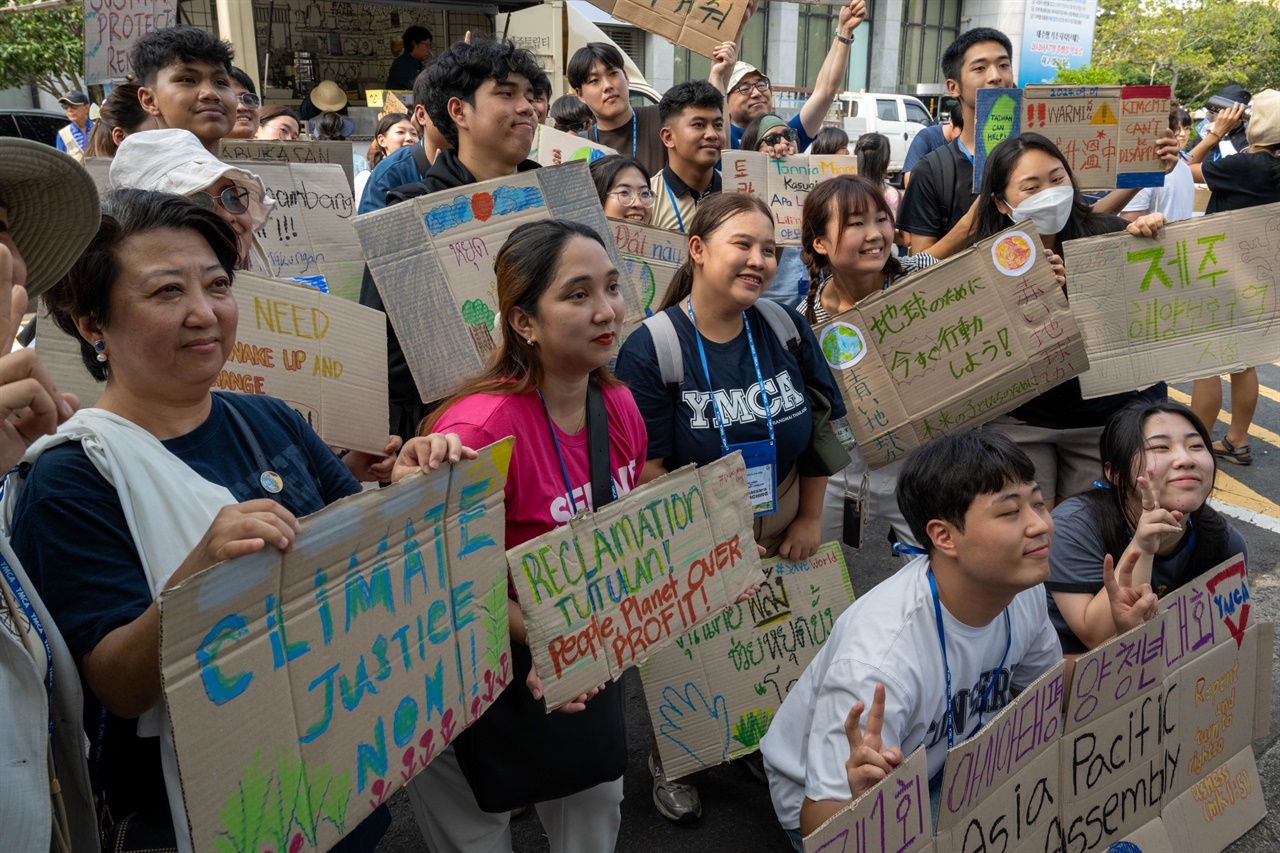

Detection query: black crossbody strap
xmin=586 ymin=377 xmax=614 ymax=510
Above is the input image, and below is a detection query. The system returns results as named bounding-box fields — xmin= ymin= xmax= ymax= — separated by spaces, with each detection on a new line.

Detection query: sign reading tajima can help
xmin=508 ymin=452 xmax=764 ymax=709
xmin=817 ymin=221 xmax=1086 ymax=469
xmin=83 ymin=0 xmax=175 ymax=84
xmin=353 ymin=162 xmax=639 ymax=404
xmin=159 ymin=441 xmax=514 ymax=853
xmin=974 ymin=85 xmax=1170 ymax=191
xmin=1063 ymin=202 xmax=1280 ymax=399
xmin=639 ymin=543 xmax=856 ymax=780
xmin=721 ymin=151 xmax=859 ymax=246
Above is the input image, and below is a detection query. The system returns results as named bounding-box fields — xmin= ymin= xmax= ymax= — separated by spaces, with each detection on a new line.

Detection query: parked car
xmin=832 ymin=92 xmax=935 ymax=172
xmin=0 ymin=108 xmax=65 ymax=147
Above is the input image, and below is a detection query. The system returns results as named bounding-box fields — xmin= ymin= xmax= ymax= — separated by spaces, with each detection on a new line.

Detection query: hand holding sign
xmin=1102 ymin=549 xmax=1158 ymax=636
xmin=391 ymin=433 xmax=478 ymax=481
xmin=843 ymin=683 xmax=904 ymax=799
xmin=1124 ymin=212 xmax=1168 ymax=240
xmin=528 ymin=661 xmax=605 ymax=714
xmin=343 ymin=434 xmax=403 ymax=483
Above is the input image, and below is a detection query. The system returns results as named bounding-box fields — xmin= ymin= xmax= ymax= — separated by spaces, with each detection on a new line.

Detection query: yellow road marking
xmin=1257 ymin=383 xmax=1280 ymax=406
xmin=1167 ymin=387 xmax=1280 ymax=450
xmin=1211 ymin=469 xmax=1280 ymax=519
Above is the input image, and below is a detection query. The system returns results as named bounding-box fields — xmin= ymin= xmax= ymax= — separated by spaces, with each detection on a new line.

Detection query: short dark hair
xmin=897 ymin=431 xmax=1037 ymax=553
xmin=567 ymin=43 xmax=626 ymax=91
xmin=130 ymin=25 xmax=234 ymax=86
xmin=940 ymin=27 xmax=1012 ymax=84
xmin=423 ymin=39 xmax=549 ymax=149
xmin=659 ymin=80 xmax=723 ymax=126
xmin=550 ymin=94 xmax=593 ymax=133
xmin=45 ymin=189 xmax=238 ymax=382
xmin=949 ymin=105 xmax=964 ymax=130
xmin=589 ymin=154 xmax=652 ymax=203
xmin=403 ymin=25 xmax=432 ymax=50
xmin=229 ymin=66 xmax=256 ymax=95
xmin=808 ymin=126 xmax=849 ymax=155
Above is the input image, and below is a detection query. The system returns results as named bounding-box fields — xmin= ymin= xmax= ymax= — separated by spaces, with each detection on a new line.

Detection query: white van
xmin=833 ymin=92 xmax=935 ymax=172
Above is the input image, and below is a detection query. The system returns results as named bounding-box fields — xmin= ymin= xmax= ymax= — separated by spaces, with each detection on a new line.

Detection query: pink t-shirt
xmin=434 ymin=385 xmax=648 ymax=550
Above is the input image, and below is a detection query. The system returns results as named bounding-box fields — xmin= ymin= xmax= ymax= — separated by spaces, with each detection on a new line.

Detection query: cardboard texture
xmin=935 ymin=747 xmax=1062 ymax=853
xmin=353 ymin=161 xmax=639 ymax=404
xmin=83 ymin=0 xmax=175 ymax=84
xmin=1161 ymin=746 xmax=1267 ymax=853
xmin=158 ymin=440 xmax=514 ymax=853
xmin=531 ymin=125 xmax=615 ymax=167
xmin=610 ymin=217 xmax=687 ymax=328
xmin=637 ymin=543 xmax=855 ymax=780
xmin=508 ymin=452 xmax=763 ymax=709
xmin=220 ymin=140 xmax=356 ymax=189
xmin=37 ymin=273 xmax=390 ymax=454
xmin=973 ymin=85 xmax=1170 ymax=191
xmin=817 ymin=221 xmax=1086 ymax=469
xmin=721 ymin=151 xmax=858 ymax=246
xmin=802 ymin=747 xmax=933 ymax=853
xmin=1061 ymin=203 xmax=1280 ymax=398
xmin=582 ymin=0 xmax=749 ymax=57
xmin=1114 ymin=818 xmax=1176 ymax=853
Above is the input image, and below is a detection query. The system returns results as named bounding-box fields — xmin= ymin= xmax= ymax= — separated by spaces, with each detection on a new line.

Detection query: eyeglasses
xmin=761 ymin=128 xmax=795 ymax=147
xmin=237 ymin=92 xmax=261 ymax=109
xmin=189 ymin=186 xmax=252 ymax=216
xmin=606 ymin=187 xmax=655 ymax=207
xmin=732 ymin=78 xmax=771 ymax=98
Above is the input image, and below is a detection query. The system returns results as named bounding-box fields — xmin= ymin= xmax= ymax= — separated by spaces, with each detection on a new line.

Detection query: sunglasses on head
xmin=189 ymin=186 xmax=252 ymax=216
xmin=761 ymin=128 xmax=795 ymax=147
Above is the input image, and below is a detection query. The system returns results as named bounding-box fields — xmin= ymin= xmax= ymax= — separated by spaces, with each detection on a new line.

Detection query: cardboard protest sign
xmin=353 ymin=161 xmax=638 ymax=404
xmin=610 ymin=217 xmax=687 ymax=328
xmin=221 ymin=139 xmax=356 ymax=189
xmin=531 ymin=125 xmax=615 ymax=167
xmin=83 ymin=0 xmax=175 ymax=84
xmin=251 ymin=162 xmax=366 ymax=301
xmin=721 ymin=150 xmax=858 ymax=245
xmin=638 ymin=544 xmax=855 ymax=780
xmin=1161 ymin=746 xmax=1268 ymax=853
xmin=38 ymin=273 xmax=389 ymax=453
xmin=508 ymin=452 xmax=763 ymax=709
xmin=1062 ymin=202 xmax=1280 ymax=398
xmin=974 ymin=85 xmax=1170 ymax=191
xmin=159 ymin=441 xmax=514 ymax=853
xmin=803 ymin=747 xmax=934 ymax=853
xmin=583 ymin=0 xmax=749 ymax=57
xmin=817 ymin=221 xmax=1086 ymax=468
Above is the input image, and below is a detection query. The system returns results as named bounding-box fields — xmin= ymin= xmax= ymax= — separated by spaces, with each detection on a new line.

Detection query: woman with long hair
xmin=853 ymin=132 xmax=899 ymax=215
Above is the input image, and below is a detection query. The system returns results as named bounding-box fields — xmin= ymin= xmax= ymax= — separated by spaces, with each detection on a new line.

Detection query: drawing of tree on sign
xmin=214 ymin=746 xmax=351 ymax=853
xmin=460 ymin=299 xmax=497 ymax=359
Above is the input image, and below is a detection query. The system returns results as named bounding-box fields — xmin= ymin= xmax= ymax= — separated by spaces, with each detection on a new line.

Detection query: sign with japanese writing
xmin=531 ymin=125 xmax=615 ymax=167
xmin=1018 ymin=0 xmax=1101 ymax=86
xmin=974 ymin=85 xmax=1170 ymax=190
xmin=721 ymin=151 xmax=859 ymax=246
xmin=638 ymin=544 xmax=855 ymax=780
xmin=508 ymin=452 xmax=763 ymax=709
xmin=353 ymin=161 xmax=640 ymax=404
xmin=817 ymin=221 xmax=1086 ymax=469
xmin=803 ymin=747 xmax=934 ymax=853
xmin=159 ymin=441 xmax=514 ymax=853
xmin=1063 ymin=202 xmax=1280 ymax=398
xmin=221 ymin=140 xmax=356 ymax=189
xmin=584 ymin=0 xmax=749 ymax=58
xmin=611 ymin=217 xmax=686 ymax=324
xmin=84 ymin=0 xmax=175 ymax=84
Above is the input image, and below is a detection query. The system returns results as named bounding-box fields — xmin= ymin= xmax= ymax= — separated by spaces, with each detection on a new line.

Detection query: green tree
xmin=1052 ymin=65 xmax=1121 ymax=86
xmin=0 ymin=2 xmax=84 ymax=102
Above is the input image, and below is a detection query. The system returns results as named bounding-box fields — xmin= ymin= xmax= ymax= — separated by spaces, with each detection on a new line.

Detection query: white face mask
xmin=1007 ymin=185 xmax=1075 ymax=236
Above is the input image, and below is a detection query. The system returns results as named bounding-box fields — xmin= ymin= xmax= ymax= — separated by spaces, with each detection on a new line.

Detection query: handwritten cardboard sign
xmin=353 ymin=161 xmax=639 ymax=405
xmin=508 ymin=452 xmax=763 ymax=709
xmin=638 ymin=544 xmax=855 ymax=780
xmin=817 ymin=221 xmax=1086 ymax=468
xmin=221 ymin=140 xmax=356 ymax=190
xmin=83 ymin=0 xmax=175 ymax=84
xmin=1062 ymin=202 xmax=1280 ymax=398
xmin=610 ymin=217 xmax=687 ymax=327
xmin=159 ymin=441 xmax=514 ymax=853
xmin=721 ymin=151 xmax=859 ymax=245
xmin=803 ymin=747 xmax=934 ymax=853
xmin=584 ymin=0 xmax=749 ymax=57
xmin=531 ymin=125 xmax=615 ymax=167
xmin=974 ymin=85 xmax=1170 ymax=191
xmin=38 ymin=273 xmax=389 ymax=453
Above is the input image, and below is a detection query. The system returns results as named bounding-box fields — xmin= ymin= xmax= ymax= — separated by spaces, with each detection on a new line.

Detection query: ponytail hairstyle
xmin=658 ymin=192 xmax=774 ymax=312
xmin=420 ymin=220 xmax=619 ymax=433
xmin=853 ymin=132 xmax=891 ymax=186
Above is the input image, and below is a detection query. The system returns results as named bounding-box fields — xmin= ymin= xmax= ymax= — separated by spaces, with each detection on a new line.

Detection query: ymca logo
xmin=682 ymin=371 xmax=807 ymax=428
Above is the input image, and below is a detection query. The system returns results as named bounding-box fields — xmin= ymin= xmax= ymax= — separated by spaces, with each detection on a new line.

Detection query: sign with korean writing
xmin=159 ymin=442 xmax=514 ymax=853
xmin=1063 ymin=202 xmax=1280 ymax=398
xmin=974 ymin=85 xmax=1170 ymax=190
xmin=508 ymin=452 xmax=763 ymax=709
xmin=611 ymin=217 xmax=686 ymax=325
xmin=722 ymin=150 xmax=859 ymax=246
xmin=803 ymin=747 xmax=934 ymax=853
xmin=221 ymin=140 xmax=356 ymax=189
xmin=531 ymin=125 xmax=615 ymax=167
xmin=584 ymin=0 xmax=749 ymax=57
xmin=1018 ymin=0 xmax=1101 ymax=86
xmin=38 ymin=273 xmax=389 ymax=454
xmin=84 ymin=0 xmax=175 ymax=84
xmin=353 ymin=161 xmax=640 ymax=404
xmin=639 ymin=544 xmax=855 ymax=780
xmin=817 ymin=221 xmax=1086 ymax=469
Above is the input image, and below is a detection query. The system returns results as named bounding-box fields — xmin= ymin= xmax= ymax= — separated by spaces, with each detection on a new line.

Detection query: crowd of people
xmin=5 ymin=7 xmax=1278 ymax=853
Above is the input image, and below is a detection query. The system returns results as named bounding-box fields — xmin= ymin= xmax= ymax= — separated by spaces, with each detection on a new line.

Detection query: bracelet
xmin=835 ymin=32 xmax=855 ymax=44
xmin=1204 ymin=129 xmax=1220 ymax=138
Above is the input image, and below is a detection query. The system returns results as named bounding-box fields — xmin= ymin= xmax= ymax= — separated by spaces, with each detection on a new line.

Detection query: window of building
xmin=899 ymin=0 xmax=961 ymax=87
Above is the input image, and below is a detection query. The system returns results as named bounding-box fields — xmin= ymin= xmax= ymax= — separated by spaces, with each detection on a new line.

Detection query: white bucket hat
xmin=109 ymin=128 xmax=275 ymax=231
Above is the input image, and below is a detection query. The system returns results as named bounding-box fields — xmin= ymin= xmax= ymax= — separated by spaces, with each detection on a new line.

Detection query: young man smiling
xmin=130 ymin=26 xmax=237 ymax=156
xmin=649 ymin=81 xmax=725 ymax=233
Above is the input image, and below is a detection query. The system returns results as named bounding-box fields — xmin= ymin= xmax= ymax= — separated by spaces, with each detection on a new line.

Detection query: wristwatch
xmin=835 ymin=32 xmax=855 ymax=45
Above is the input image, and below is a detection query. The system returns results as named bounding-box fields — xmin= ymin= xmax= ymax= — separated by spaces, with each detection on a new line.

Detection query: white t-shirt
xmin=1121 ymin=159 xmax=1195 ymax=222
xmin=759 ymin=555 xmax=1062 ymax=830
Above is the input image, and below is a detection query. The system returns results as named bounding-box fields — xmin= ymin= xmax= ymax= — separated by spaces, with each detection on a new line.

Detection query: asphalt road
xmin=375 ymin=371 xmax=1280 ymax=853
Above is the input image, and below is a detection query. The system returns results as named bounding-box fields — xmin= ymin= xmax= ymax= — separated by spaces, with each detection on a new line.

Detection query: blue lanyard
xmin=927 ymin=568 xmax=1010 ymax=749
xmin=596 ymin=110 xmax=638 ymax=159
xmin=537 ymin=390 xmax=615 ymax=516
xmin=665 ymin=176 xmax=686 ymax=234
xmin=685 ymin=299 xmax=775 ymax=453
xmin=0 ymin=550 xmax=55 ymax=753
xmin=956 ymin=137 xmax=974 ymax=164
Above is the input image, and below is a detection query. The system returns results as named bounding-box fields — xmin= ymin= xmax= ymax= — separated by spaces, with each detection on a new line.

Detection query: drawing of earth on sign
xmin=991 ymin=230 xmax=1036 ymax=277
xmin=622 ymin=257 xmax=658 ymax=317
xmin=569 ymin=146 xmax=607 ymax=164
xmin=820 ymin=322 xmax=867 ymax=370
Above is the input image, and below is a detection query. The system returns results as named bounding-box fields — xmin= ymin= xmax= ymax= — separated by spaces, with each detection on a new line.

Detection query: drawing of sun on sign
xmin=991 ymin=230 xmax=1036 ymax=276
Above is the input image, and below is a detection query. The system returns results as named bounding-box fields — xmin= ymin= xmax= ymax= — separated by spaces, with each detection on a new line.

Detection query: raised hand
xmin=839 ymin=0 xmax=867 ymax=33
xmin=1102 ymin=550 xmax=1158 ymax=635
xmin=1131 ymin=472 xmax=1185 ymax=555
xmin=843 ymin=683 xmax=903 ymax=799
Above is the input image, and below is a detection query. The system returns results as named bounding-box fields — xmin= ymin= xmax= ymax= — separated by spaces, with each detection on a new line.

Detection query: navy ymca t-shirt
xmin=615 ymin=302 xmax=845 ymax=478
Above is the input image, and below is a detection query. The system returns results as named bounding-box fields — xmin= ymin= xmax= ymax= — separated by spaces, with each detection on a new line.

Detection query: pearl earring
xmin=94 ymin=339 xmax=107 ymax=363
xmin=526 ymin=338 xmax=534 ymax=346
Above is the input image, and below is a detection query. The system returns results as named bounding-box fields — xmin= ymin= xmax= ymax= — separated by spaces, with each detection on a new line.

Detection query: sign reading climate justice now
xmin=508 ymin=452 xmax=764 ymax=709
xmin=586 ymin=0 xmax=749 ymax=57
xmin=816 ymin=221 xmax=1086 ymax=469
xmin=160 ymin=442 xmax=514 ymax=853
xmin=974 ymin=85 xmax=1171 ymax=191
xmin=1063 ymin=201 xmax=1280 ymax=399
xmin=639 ymin=543 xmax=856 ymax=780
xmin=721 ymin=151 xmax=859 ymax=246
xmin=804 ymin=555 xmax=1274 ymax=853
